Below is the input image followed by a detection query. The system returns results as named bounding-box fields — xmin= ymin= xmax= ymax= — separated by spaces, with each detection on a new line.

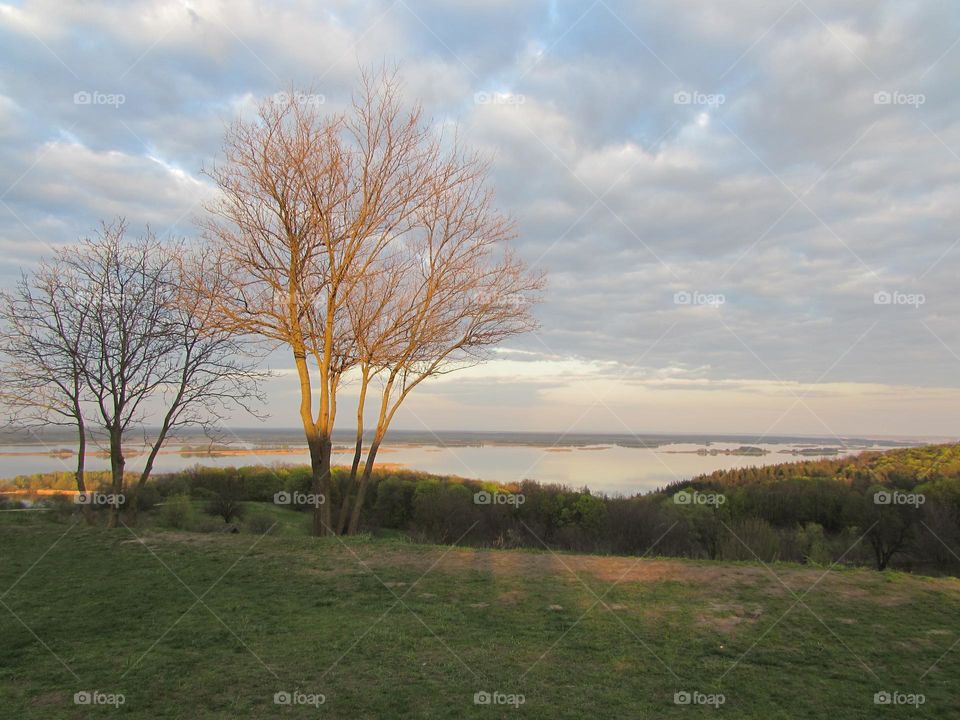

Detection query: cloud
xmin=1 ymin=0 xmax=959 ymax=434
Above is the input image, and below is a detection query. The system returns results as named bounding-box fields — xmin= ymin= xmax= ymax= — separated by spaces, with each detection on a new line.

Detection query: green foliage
xmin=198 ymin=473 xmax=246 ymax=523
xmin=158 ymin=494 xmax=195 ymax=529
xmin=153 ymin=472 xmax=190 ymax=497
xmin=411 ymin=481 xmax=474 ymax=543
xmin=373 ymin=475 xmax=416 ymax=528
xmin=720 ymin=518 xmax=781 ymax=562
xmin=123 ymin=484 xmax=161 ymax=513
xmin=1 ymin=470 xmax=112 ymax=492
xmin=795 ymin=522 xmax=832 ymax=565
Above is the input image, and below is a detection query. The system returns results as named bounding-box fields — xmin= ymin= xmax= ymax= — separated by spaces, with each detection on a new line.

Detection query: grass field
xmin=2 ymin=509 xmax=959 ymax=718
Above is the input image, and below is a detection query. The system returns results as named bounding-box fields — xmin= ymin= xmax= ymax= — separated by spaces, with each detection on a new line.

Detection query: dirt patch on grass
xmin=28 ymin=690 xmax=68 ymax=708
xmin=697 ymin=602 xmax=764 ymax=634
xmin=699 ymin=613 xmax=744 ymax=634
xmin=822 ymin=577 xmax=916 ymax=606
xmin=497 ymin=590 xmax=526 ymax=605
xmin=139 ymin=530 xmax=236 ymax=547
xmin=145 ymin=530 xmax=960 ymax=607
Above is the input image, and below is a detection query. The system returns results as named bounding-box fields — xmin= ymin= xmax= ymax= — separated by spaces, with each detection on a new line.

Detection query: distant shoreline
xmin=0 ymin=427 xmax=936 ymax=450
xmin=0 ymin=441 xmax=875 ymax=460
xmin=0 ymin=445 xmax=406 ymax=459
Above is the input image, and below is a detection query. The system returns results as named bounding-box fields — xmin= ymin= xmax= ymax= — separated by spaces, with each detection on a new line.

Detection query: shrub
xmin=204 ymin=493 xmax=246 ymax=524
xmin=411 ymin=481 xmax=476 ymax=543
xmin=196 ymin=472 xmax=247 ymax=523
xmin=193 ymin=517 xmax=225 ymax=534
xmin=123 ymin=484 xmax=162 ymax=514
xmin=159 ymin=494 xmax=195 ymax=529
xmin=720 ymin=518 xmax=781 ymax=562
xmin=153 ymin=473 xmax=190 ymax=498
xmin=796 ymin=522 xmax=832 ymax=565
xmin=44 ymin=493 xmax=77 ymax=522
xmin=605 ymin=496 xmax=679 ymax=555
xmin=373 ymin=476 xmax=416 ymax=528
xmin=570 ymin=493 xmax=607 ymax=534
xmin=279 ymin=465 xmax=314 ymax=497
xmin=0 ymin=496 xmax=28 ymax=511
xmin=245 ymin=511 xmax=276 ymax=535
xmin=236 ymin=467 xmax=287 ymax=502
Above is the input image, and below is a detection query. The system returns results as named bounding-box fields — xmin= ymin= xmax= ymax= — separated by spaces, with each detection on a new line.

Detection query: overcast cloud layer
xmin=1 ymin=0 xmax=959 ymax=437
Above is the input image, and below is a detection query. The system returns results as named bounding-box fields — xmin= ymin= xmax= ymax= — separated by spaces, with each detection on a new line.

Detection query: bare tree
xmin=1 ymin=220 xmax=264 ymax=527
xmin=69 ymin=221 xmax=176 ymax=526
xmin=339 ymin=172 xmax=543 ymax=534
xmin=334 ymin=256 xmax=410 ymax=533
xmin=0 ymin=260 xmax=95 ymax=522
xmin=126 ymin=243 xmax=267 ymax=517
xmin=203 ymin=68 xmax=542 ymax=536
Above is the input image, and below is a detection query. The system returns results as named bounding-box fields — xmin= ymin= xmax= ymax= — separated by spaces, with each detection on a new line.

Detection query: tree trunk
xmin=347 ymin=436 xmax=382 ymax=535
xmin=128 ymin=421 xmax=173 ymax=526
xmin=75 ymin=421 xmax=94 ymax=525
xmin=106 ymin=425 xmax=125 ymax=528
xmin=309 ymin=434 xmax=334 ymax=536
xmin=337 ymin=367 xmax=370 ymax=534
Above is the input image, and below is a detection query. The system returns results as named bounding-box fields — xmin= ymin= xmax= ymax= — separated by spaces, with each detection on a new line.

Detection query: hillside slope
xmin=1 ymin=514 xmax=959 ymax=718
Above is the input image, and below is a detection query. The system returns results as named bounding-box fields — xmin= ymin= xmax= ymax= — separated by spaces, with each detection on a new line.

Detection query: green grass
xmin=234 ymin=501 xmax=312 ymax=537
xmin=1 ymin=510 xmax=959 ymax=718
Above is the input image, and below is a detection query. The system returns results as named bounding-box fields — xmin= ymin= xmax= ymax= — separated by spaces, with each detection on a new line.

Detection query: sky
xmin=1 ymin=0 xmax=959 ymax=438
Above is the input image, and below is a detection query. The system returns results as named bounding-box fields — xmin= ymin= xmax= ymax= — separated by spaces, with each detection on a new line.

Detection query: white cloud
xmin=1 ymin=0 xmax=959 ymax=434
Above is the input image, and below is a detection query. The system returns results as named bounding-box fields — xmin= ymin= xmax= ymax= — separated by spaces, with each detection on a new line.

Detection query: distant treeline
xmin=5 ymin=443 xmax=960 ymax=575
